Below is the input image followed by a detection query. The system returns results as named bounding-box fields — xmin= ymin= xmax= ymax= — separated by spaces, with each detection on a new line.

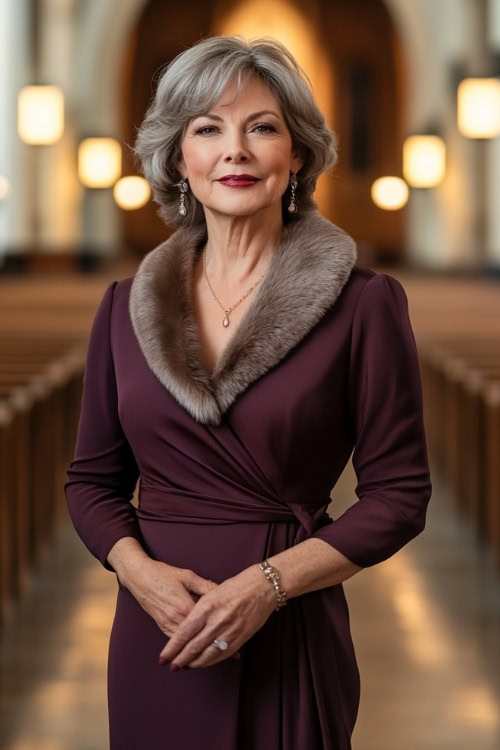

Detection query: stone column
xmin=486 ymin=0 xmax=500 ymax=273
xmin=0 ymin=0 xmax=34 ymax=264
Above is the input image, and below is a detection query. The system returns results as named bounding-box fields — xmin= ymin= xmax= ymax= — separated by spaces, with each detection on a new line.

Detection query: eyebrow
xmin=192 ymin=109 xmax=281 ymax=123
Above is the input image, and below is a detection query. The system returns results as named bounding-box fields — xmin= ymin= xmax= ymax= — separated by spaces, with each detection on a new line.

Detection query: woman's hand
xmin=158 ymin=564 xmax=277 ymax=670
xmin=120 ymin=558 xmax=220 ymax=639
xmin=107 ymin=538 xmax=244 ymax=660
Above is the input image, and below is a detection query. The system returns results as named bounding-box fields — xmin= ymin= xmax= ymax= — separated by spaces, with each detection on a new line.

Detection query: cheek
xmin=264 ymin=163 xmax=292 ymax=190
xmin=260 ymin=147 xmax=292 ymax=177
xmin=182 ymin=145 xmax=213 ymax=176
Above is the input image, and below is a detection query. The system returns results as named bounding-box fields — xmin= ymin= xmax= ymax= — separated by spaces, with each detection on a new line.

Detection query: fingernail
xmin=170 ymin=663 xmax=180 ymax=672
xmin=159 ymin=657 xmax=170 ymax=666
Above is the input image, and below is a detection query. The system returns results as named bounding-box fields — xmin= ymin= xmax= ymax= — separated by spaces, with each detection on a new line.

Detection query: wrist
xmin=107 ymin=537 xmax=152 ymax=588
xmin=258 ymin=560 xmax=288 ymax=610
xmin=243 ymin=563 xmax=284 ymax=612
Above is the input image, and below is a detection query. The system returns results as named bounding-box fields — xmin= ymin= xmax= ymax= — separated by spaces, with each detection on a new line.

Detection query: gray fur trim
xmin=129 ymin=210 xmax=357 ymax=425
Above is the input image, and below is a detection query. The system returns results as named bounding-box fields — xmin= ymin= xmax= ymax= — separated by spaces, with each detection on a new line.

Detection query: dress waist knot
xmin=136 ymin=480 xmax=334 ymax=544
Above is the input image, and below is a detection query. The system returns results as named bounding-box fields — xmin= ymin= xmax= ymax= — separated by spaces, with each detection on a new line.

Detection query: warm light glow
xmin=446 ymin=684 xmax=499 ymax=728
xmin=457 ymin=77 xmax=500 ymax=138
xmin=17 ymin=85 xmax=64 ymax=144
xmin=0 ymin=175 xmax=12 ymax=201
xmin=113 ymin=176 xmax=151 ymax=210
xmin=78 ymin=138 xmax=122 ymax=188
xmin=371 ymin=176 xmax=409 ymax=210
xmin=403 ymin=135 xmax=446 ymax=187
xmin=216 ymin=1 xmax=335 ymax=215
xmin=379 ymin=552 xmax=452 ymax=668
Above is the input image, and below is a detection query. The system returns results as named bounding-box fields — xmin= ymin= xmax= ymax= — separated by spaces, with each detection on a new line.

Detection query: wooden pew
xmin=0 ymin=275 xmax=111 ymax=628
xmin=0 ymin=399 xmax=17 ymax=626
xmin=484 ymin=380 xmax=500 ymax=570
xmin=0 ymin=345 xmax=86 ymax=627
xmin=419 ymin=339 xmax=500 ymax=570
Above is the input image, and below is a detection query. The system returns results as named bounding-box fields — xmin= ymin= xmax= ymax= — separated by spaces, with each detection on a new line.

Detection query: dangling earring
xmin=176 ymin=178 xmax=188 ymax=215
xmin=288 ymin=173 xmax=297 ymax=213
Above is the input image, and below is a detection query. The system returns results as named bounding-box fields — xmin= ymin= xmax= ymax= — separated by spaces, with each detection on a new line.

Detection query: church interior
xmin=0 ymin=0 xmax=499 ymax=748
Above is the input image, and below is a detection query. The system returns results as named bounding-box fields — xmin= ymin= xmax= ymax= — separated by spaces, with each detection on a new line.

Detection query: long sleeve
xmin=64 ymin=280 xmax=144 ymax=572
xmin=312 ymin=273 xmax=432 ymax=568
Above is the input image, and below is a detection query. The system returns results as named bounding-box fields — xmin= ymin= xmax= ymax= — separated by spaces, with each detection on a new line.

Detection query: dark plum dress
xmin=64 ymin=211 xmax=432 ymax=749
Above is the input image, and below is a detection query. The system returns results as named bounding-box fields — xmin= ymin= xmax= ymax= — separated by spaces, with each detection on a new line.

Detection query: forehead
xmin=192 ymin=75 xmax=283 ymax=119
xmin=218 ymin=74 xmax=277 ymax=102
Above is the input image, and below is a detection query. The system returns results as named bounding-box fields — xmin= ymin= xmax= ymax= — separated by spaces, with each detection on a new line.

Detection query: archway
xmin=74 ymin=0 xmax=436 ymax=262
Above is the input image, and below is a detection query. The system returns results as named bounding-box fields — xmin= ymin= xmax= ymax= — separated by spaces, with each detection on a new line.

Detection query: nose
xmin=223 ymin=128 xmax=250 ymax=162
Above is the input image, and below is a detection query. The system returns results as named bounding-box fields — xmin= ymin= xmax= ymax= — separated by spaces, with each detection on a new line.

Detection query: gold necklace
xmin=202 ymin=244 xmax=267 ymax=327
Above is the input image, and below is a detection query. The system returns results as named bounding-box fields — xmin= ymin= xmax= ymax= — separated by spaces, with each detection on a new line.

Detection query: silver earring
xmin=288 ymin=173 xmax=297 ymax=213
xmin=177 ymin=179 xmax=188 ymax=215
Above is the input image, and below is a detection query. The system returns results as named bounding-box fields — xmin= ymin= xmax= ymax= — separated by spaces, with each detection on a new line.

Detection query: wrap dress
xmin=64 ymin=209 xmax=433 ymax=749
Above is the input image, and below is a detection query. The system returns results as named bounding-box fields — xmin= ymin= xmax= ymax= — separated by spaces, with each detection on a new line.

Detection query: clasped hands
xmin=159 ymin=563 xmax=277 ymax=671
xmin=121 ymin=558 xmax=278 ymax=672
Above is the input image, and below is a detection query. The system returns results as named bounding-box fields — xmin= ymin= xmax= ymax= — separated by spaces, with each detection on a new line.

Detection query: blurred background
xmin=0 ymin=0 xmax=499 ymax=748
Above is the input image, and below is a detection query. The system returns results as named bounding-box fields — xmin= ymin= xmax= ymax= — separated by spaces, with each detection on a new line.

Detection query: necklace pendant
xmin=222 ymin=314 xmax=230 ymax=327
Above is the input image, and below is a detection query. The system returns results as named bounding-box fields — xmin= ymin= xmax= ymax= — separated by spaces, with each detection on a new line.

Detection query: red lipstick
xmin=218 ymin=174 xmax=260 ymax=188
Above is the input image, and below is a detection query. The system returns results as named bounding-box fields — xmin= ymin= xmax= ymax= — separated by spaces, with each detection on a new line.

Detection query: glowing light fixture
xmin=113 ymin=176 xmax=151 ymax=210
xmin=371 ymin=176 xmax=409 ymax=210
xmin=78 ymin=137 xmax=122 ymax=188
xmin=403 ymin=135 xmax=446 ymax=188
xmin=17 ymin=85 xmax=64 ymax=144
xmin=0 ymin=175 xmax=12 ymax=201
xmin=457 ymin=77 xmax=500 ymax=138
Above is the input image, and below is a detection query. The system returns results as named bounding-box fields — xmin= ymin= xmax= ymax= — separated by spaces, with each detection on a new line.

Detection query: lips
xmin=218 ymin=175 xmax=260 ymax=187
xmin=218 ymin=175 xmax=259 ymax=182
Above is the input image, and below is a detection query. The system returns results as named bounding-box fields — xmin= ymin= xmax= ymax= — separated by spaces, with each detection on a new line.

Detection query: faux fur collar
xmin=129 ymin=210 xmax=357 ymax=425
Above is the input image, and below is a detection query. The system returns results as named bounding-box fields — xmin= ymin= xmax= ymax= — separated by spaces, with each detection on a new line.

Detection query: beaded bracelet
xmin=259 ymin=560 xmax=288 ymax=611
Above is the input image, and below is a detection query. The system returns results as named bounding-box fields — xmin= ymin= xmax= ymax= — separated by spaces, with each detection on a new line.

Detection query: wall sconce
xmin=78 ymin=137 xmax=122 ymax=188
xmin=17 ymin=85 xmax=64 ymax=144
xmin=403 ymin=134 xmax=446 ymax=188
xmin=457 ymin=77 xmax=500 ymax=138
xmin=0 ymin=175 xmax=12 ymax=202
xmin=371 ymin=176 xmax=409 ymax=210
xmin=113 ymin=176 xmax=151 ymax=210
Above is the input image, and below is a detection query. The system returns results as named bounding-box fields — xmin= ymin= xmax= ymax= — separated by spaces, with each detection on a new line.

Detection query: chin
xmin=208 ymin=202 xmax=277 ymax=218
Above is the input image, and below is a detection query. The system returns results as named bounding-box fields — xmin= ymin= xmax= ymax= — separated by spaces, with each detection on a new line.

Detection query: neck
xmin=202 ymin=205 xmax=285 ymax=284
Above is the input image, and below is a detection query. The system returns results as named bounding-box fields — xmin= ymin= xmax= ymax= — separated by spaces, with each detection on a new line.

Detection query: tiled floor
xmin=0 ymin=455 xmax=499 ymax=749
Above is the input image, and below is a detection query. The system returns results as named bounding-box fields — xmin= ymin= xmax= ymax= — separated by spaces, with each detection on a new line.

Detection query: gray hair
xmin=131 ymin=35 xmax=339 ymax=229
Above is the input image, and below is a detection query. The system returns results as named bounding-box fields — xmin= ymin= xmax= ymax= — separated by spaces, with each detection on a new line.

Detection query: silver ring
xmin=212 ymin=639 xmax=229 ymax=650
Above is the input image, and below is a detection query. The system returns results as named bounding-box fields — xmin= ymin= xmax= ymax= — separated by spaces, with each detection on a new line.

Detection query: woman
xmin=65 ymin=35 xmax=432 ymax=749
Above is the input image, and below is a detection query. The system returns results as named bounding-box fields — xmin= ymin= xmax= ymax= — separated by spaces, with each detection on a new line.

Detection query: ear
xmin=291 ymin=150 xmax=305 ymax=175
xmin=175 ymin=153 xmax=187 ymax=179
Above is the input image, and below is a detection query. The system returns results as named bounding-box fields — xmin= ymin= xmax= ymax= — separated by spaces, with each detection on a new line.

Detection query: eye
xmin=195 ymin=126 xmax=216 ymax=135
xmin=253 ymin=123 xmax=276 ymax=132
xmin=194 ymin=123 xmax=276 ymax=135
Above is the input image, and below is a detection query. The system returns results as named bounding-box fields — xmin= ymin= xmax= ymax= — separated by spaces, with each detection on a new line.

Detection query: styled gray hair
xmin=131 ymin=35 xmax=339 ymax=229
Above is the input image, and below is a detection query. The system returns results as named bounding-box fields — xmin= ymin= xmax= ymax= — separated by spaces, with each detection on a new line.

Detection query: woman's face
xmin=176 ymin=74 xmax=304 ymax=219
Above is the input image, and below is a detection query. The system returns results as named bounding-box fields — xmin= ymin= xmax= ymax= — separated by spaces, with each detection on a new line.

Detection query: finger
xmin=179 ymin=648 xmax=241 ymax=669
xmin=184 ymin=641 xmax=242 ymax=669
xmin=166 ymin=631 xmax=218 ymax=668
xmin=187 ymin=647 xmax=241 ymax=669
xmin=159 ymin=610 xmax=206 ymax=662
xmin=174 ymin=630 xmax=240 ymax=669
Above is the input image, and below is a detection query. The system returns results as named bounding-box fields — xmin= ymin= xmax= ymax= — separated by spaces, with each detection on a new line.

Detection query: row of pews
xmin=419 ymin=336 xmax=500 ymax=571
xmin=0 ymin=270 xmax=498 ymax=629
xmin=0 ymin=336 xmax=87 ymax=626
xmin=0 ymin=276 xmax=109 ymax=628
